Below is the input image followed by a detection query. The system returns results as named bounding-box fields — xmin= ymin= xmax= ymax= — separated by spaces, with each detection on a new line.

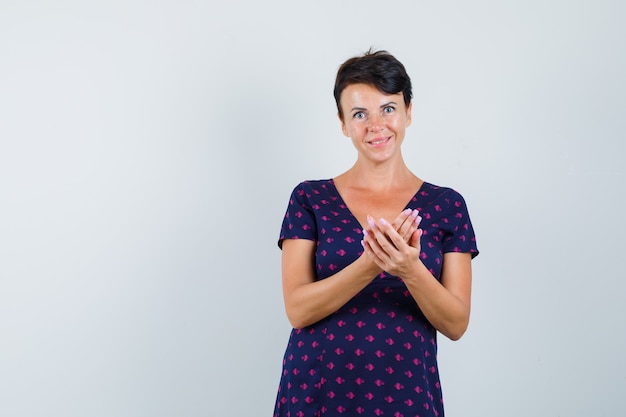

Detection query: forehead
xmin=340 ymin=83 xmax=403 ymax=107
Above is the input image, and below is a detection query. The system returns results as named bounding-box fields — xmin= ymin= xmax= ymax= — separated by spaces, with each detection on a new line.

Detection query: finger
xmin=365 ymin=216 xmax=395 ymax=256
xmin=397 ymin=209 xmax=422 ymax=242
xmin=391 ymin=208 xmax=413 ymax=233
xmin=362 ymin=230 xmax=390 ymax=267
xmin=409 ymin=229 xmax=423 ymax=249
xmin=375 ymin=217 xmax=407 ymax=252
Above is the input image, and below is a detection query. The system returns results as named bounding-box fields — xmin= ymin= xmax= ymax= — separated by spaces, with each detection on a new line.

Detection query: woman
xmin=273 ymin=49 xmax=479 ymax=417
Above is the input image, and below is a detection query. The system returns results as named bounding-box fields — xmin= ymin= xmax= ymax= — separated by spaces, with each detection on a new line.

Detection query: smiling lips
xmin=368 ymin=136 xmax=391 ymax=146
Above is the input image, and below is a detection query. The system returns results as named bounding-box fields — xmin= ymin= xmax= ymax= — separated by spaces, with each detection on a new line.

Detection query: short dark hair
xmin=334 ymin=49 xmax=413 ymax=120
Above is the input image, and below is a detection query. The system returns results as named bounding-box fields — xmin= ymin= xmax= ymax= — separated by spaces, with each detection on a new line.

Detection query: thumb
xmin=409 ymin=229 xmax=423 ymax=248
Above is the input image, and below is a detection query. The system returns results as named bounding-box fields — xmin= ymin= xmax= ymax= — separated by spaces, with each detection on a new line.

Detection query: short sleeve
xmin=278 ymin=182 xmax=318 ymax=249
xmin=441 ymin=191 xmax=479 ymax=258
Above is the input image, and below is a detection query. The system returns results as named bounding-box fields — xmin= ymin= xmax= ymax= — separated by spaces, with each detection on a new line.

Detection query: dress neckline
xmin=327 ymin=178 xmax=428 ymax=231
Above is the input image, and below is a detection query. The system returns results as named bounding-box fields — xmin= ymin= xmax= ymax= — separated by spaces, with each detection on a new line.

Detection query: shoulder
xmin=419 ymin=181 xmax=468 ymax=207
xmin=289 ymin=179 xmax=334 ymax=199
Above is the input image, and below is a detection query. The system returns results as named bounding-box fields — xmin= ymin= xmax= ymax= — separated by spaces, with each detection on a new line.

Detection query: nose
xmin=367 ymin=113 xmax=384 ymax=132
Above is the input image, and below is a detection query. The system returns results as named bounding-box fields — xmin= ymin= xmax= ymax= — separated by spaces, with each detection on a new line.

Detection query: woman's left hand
xmin=362 ymin=215 xmax=423 ymax=278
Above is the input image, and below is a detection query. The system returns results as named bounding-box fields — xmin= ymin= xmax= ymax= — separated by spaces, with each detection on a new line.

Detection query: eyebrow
xmin=350 ymin=101 xmax=398 ymax=113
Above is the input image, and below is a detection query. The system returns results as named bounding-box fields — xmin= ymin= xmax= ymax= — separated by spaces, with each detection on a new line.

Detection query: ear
xmin=406 ymin=101 xmax=413 ymax=127
xmin=339 ymin=113 xmax=349 ymax=137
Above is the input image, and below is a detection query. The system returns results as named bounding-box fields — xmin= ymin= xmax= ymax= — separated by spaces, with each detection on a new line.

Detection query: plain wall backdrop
xmin=1 ymin=1 xmax=624 ymax=416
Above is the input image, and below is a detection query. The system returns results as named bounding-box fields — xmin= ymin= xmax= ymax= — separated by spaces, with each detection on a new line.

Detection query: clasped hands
xmin=361 ymin=208 xmax=423 ymax=278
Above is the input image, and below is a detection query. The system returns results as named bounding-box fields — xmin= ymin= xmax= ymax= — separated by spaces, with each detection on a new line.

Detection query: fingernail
xmin=415 ymin=215 xmax=422 ymax=224
xmin=379 ymin=218 xmax=387 ymax=226
xmin=411 ymin=209 xmax=419 ymax=218
xmin=360 ymin=240 xmax=365 ymax=247
xmin=404 ymin=208 xmax=412 ymax=215
xmin=363 ymin=229 xmax=368 ymax=236
xmin=367 ymin=216 xmax=375 ymax=228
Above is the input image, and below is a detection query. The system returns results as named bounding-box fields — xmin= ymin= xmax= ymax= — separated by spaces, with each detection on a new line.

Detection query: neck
xmin=342 ymin=156 xmax=416 ymax=191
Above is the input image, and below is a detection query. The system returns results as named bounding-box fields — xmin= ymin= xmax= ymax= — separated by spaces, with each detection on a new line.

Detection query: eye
xmin=353 ymin=111 xmax=366 ymax=120
xmin=383 ymin=106 xmax=395 ymax=114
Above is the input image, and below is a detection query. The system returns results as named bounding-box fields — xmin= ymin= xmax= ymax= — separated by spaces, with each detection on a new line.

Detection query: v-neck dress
xmin=273 ymin=179 xmax=478 ymax=417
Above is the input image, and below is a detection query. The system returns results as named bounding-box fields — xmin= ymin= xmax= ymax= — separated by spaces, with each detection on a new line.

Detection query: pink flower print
xmin=355 ymin=348 xmax=365 ymax=356
xmin=385 ymin=338 xmax=395 ymax=345
xmin=394 ymin=354 xmax=404 ymax=362
xmin=365 ymin=335 xmax=375 ymax=342
xmin=394 ymin=383 xmax=404 ymax=390
xmin=336 ymin=249 xmax=346 ymax=256
xmin=345 ymin=334 xmax=354 ymax=342
xmin=344 ymin=236 xmax=355 ymax=243
xmin=365 ymin=363 xmax=375 ymax=371
xmin=356 ymin=321 xmax=366 ymax=328
xmin=326 ymin=362 xmax=335 ymax=370
xmin=404 ymin=370 xmax=413 ymax=378
xmin=376 ymin=322 xmax=386 ymax=330
xmin=374 ymin=408 xmax=384 ymax=416
xmin=346 ymin=391 xmax=356 ymax=400
xmin=404 ymin=399 xmax=414 ymax=406
xmin=355 ymin=377 xmax=365 ymax=385
xmin=345 ymin=363 xmax=355 ymax=370
xmin=365 ymin=392 xmax=374 ymax=401
xmin=384 ymin=395 xmax=394 ymax=403
xmin=385 ymin=366 xmax=394 ymax=374
xmin=327 ymin=391 xmax=336 ymax=399
xmin=375 ymin=350 xmax=385 ymax=358
xmin=334 ymin=347 xmax=344 ymax=355
xmin=368 ymin=307 xmax=378 ymax=314
xmin=375 ymin=379 xmax=384 ymax=387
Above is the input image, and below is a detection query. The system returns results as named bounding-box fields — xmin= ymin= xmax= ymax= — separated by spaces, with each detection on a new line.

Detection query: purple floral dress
xmin=273 ymin=179 xmax=478 ymax=417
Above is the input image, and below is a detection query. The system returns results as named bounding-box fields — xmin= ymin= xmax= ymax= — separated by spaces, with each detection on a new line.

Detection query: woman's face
xmin=339 ymin=83 xmax=412 ymax=163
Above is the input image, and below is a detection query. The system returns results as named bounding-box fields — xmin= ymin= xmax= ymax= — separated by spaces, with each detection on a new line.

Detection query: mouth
xmin=368 ymin=136 xmax=391 ymax=146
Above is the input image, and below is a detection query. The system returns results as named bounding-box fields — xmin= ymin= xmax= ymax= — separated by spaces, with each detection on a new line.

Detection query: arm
xmin=363 ymin=217 xmax=472 ymax=340
xmin=281 ymin=209 xmax=422 ymax=329
xmin=281 ymin=239 xmax=381 ymax=329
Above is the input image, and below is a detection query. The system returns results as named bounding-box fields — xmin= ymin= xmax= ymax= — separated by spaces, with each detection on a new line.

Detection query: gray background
xmin=1 ymin=1 xmax=624 ymax=416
